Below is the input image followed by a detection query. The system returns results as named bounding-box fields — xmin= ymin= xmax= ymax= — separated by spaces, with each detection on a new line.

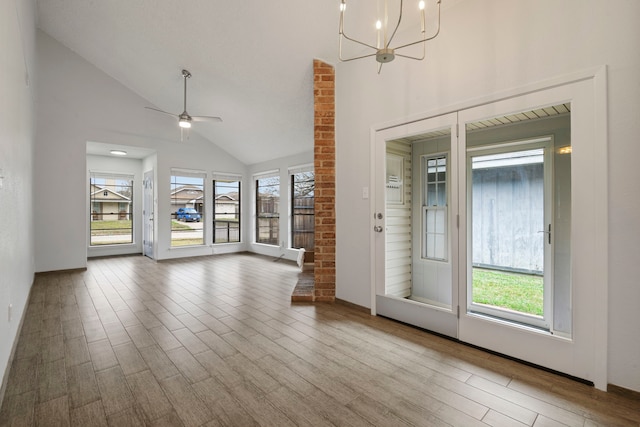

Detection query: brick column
xmin=313 ymin=59 xmax=336 ymax=302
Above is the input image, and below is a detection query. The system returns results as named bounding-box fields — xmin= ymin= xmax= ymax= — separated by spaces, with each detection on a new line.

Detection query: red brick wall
xmin=313 ymin=60 xmax=336 ymax=302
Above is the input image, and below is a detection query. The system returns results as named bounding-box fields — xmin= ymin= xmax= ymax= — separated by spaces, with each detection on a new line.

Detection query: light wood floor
xmin=1 ymin=253 xmax=638 ymax=426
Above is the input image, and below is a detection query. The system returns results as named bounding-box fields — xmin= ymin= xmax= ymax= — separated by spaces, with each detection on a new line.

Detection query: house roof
xmin=215 ymin=192 xmax=239 ymax=202
xmin=90 ymin=184 xmax=131 ymax=202
xmin=171 ymin=186 xmax=203 ymax=202
xmin=36 ymin=0 xmax=337 ymax=165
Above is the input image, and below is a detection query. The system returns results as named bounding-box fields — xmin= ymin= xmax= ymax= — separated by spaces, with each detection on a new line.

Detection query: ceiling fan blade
xmin=191 ymin=115 xmax=223 ymax=123
xmin=145 ymin=106 xmax=178 ymax=118
xmin=146 ymin=70 xmax=221 ymax=130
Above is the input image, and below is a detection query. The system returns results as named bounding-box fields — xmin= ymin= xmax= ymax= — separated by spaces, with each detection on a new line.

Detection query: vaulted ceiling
xmin=36 ymin=0 xmax=338 ymax=164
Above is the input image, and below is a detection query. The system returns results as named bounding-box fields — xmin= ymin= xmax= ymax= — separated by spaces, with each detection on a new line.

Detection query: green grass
xmin=171 ymin=238 xmax=204 ymax=246
xmin=171 ymin=220 xmax=202 ymax=247
xmin=171 ymin=220 xmax=193 ymax=230
xmin=472 ymin=268 xmax=543 ymax=316
xmin=90 ymin=220 xmax=132 ymax=235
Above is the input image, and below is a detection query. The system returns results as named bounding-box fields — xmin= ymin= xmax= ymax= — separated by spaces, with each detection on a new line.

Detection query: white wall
xmin=335 ymin=0 xmax=640 ymax=391
xmin=0 ymin=0 xmax=36 ymax=398
xmin=247 ymin=151 xmax=314 ymax=262
xmin=35 ymin=31 xmax=246 ymax=270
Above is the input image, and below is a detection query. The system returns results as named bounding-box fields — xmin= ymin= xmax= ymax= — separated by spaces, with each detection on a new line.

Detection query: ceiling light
xmin=339 ymin=0 xmax=442 ymax=73
xmin=178 ymin=118 xmax=191 ymax=129
xmin=110 ymin=150 xmax=127 ymax=156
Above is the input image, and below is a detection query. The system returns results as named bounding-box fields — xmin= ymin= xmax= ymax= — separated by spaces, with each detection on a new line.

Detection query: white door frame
xmin=143 ymin=169 xmax=155 ymax=259
xmin=371 ymin=113 xmax=459 ymax=338
xmin=370 ymin=67 xmax=608 ymax=389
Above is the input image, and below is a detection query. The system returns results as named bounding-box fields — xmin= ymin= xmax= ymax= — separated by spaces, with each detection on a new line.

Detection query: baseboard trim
xmin=0 ymin=273 xmax=35 ymax=408
xmin=36 ymin=267 xmax=87 ymax=275
xmin=608 ymin=383 xmax=640 ymax=400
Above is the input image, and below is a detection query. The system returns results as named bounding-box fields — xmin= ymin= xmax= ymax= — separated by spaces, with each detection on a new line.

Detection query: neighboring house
xmin=90 ymin=184 xmax=131 ymax=221
xmin=171 ymin=185 xmax=203 ymax=214
xmin=214 ymin=192 xmax=239 ymax=219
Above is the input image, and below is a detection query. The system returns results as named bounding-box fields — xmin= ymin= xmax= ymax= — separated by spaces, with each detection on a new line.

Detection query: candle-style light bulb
xmin=419 ymin=0 xmax=426 ymax=33
xmin=376 ymin=19 xmax=382 ymax=48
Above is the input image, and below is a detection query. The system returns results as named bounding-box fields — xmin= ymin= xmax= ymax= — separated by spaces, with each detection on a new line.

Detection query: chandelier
xmin=339 ymin=0 xmax=442 ymax=73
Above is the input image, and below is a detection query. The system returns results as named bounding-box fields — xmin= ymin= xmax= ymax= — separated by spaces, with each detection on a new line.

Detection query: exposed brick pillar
xmin=313 ymin=59 xmax=336 ymax=302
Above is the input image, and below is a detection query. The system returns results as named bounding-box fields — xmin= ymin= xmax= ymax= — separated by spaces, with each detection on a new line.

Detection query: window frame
xmin=170 ymin=169 xmax=206 ymax=247
xmin=290 ymin=169 xmax=315 ymax=250
xmin=421 ymin=154 xmax=448 ymax=261
xmin=89 ymin=172 xmax=134 ymax=246
xmin=255 ymin=171 xmax=280 ymax=246
xmin=212 ymin=177 xmax=241 ymax=244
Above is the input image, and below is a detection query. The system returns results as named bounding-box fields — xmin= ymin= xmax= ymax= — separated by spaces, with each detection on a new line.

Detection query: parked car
xmin=176 ymin=207 xmax=201 ymax=222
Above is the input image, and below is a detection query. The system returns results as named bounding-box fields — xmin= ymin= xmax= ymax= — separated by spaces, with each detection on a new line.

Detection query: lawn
xmin=90 ymin=220 xmax=132 ymax=235
xmin=170 ymin=238 xmax=205 ymax=246
xmin=472 ymin=268 xmax=543 ymax=316
xmin=171 ymin=220 xmax=192 ymax=230
xmin=91 ymin=220 xmax=204 ymax=246
xmin=171 ymin=220 xmax=203 ymax=246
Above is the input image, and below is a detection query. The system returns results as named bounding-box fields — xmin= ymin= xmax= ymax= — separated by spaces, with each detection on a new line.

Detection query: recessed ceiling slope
xmin=36 ymin=0 xmax=337 ymax=165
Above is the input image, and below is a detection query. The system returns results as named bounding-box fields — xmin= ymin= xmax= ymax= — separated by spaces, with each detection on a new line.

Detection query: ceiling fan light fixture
xmin=144 ymin=69 xmax=222 ymax=136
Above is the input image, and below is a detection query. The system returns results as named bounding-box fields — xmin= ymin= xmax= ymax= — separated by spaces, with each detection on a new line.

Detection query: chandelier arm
xmin=395 ymin=39 xmax=426 ymax=61
xmin=339 ymin=31 xmax=378 ymax=61
xmin=386 ymin=0 xmax=404 ymax=48
xmin=339 ymin=49 xmax=379 ymax=62
xmin=339 ymin=4 xmax=377 ymax=51
xmin=395 ymin=52 xmax=425 ymax=61
xmin=340 ymin=31 xmax=378 ymax=51
xmin=392 ymin=0 xmax=441 ymax=51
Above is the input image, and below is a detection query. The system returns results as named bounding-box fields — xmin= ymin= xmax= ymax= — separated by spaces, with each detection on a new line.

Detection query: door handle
xmin=374 ymin=225 xmax=384 ymax=233
xmin=538 ymin=224 xmax=551 ymax=244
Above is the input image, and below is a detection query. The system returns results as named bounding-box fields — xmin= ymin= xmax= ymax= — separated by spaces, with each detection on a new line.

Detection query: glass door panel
xmin=468 ymin=142 xmax=551 ymax=330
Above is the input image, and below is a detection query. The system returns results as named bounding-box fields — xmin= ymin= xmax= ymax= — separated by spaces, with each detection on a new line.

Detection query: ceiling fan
xmin=145 ymin=69 xmax=222 ymax=139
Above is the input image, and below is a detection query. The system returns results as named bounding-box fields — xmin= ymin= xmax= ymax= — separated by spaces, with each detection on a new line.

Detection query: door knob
xmin=374 ymin=225 xmax=383 ymax=233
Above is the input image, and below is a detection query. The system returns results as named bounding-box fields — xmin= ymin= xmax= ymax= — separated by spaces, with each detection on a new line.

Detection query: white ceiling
xmin=36 ymin=0 xmax=338 ymax=165
xmin=86 ymin=141 xmax=156 ymax=160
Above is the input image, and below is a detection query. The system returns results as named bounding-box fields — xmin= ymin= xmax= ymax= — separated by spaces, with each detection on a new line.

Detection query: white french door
xmin=372 ymin=72 xmax=608 ymax=389
xmin=373 ymin=112 xmax=459 ymax=338
xmin=457 ymin=80 xmax=605 ymax=387
xmin=467 ymin=138 xmax=553 ymax=330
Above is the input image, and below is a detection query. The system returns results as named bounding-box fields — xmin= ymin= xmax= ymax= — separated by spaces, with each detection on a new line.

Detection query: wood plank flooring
xmin=1 ymin=253 xmax=638 ymax=426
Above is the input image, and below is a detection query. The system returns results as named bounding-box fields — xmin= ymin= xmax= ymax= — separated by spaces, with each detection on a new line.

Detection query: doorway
xmin=143 ymin=169 xmax=154 ymax=258
xmin=372 ymin=75 xmax=608 ymax=389
xmin=374 ymin=113 xmax=459 ymax=338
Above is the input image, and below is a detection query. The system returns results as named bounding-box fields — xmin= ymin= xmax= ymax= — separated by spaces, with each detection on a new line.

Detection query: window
xmin=89 ymin=172 xmax=133 ymax=246
xmin=213 ymin=176 xmax=241 ymax=244
xmin=422 ymin=155 xmax=447 ymax=260
xmin=255 ymin=172 xmax=280 ymax=245
xmin=171 ymin=171 xmax=205 ymax=247
xmin=291 ymin=169 xmax=314 ymax=250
